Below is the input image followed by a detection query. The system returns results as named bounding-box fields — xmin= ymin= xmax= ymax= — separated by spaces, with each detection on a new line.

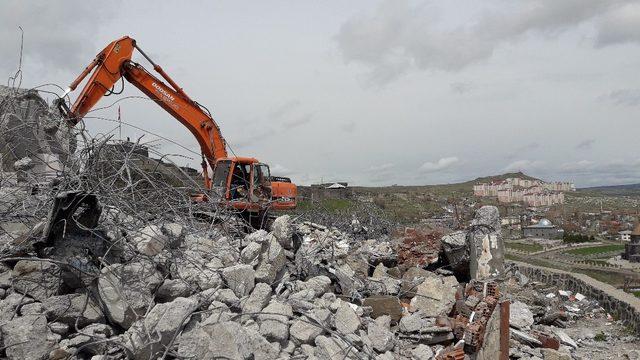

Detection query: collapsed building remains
xmin=0 ymin=86 xmax=636 ymax=360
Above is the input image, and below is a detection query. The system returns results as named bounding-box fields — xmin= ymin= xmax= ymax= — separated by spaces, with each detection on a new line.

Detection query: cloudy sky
xmin=1 ymin=0 xmax=639 ymax=187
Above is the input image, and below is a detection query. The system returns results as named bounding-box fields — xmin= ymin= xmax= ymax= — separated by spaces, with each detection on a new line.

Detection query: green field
xmin=296 ymin=198 xmax=354 ymax=212
xmin=565 ymin=244 xmax=625 ymax=256
xmin=505 ymin=242 xmax=543 ymax=253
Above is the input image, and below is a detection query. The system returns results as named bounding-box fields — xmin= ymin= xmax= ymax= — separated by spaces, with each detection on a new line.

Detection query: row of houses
xmin=473 ymin=177 xmax=573 ymax=206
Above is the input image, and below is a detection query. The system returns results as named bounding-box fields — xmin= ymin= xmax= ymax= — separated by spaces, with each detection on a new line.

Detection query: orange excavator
xmin=56 ymin=36 xmax=296 ymax=224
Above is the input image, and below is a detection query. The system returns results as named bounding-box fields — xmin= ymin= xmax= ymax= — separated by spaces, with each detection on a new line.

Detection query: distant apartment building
xmin=473 ymin=177 xmax=573 ymax=206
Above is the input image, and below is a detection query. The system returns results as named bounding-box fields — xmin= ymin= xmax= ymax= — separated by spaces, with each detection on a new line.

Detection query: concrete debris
xmin=123 ymin=296 xmax=198 ymax=359
xmin=409 ymin=274 xmax=459 ymax=316
xmin=1 ymin=314 xmax=59 ymax=360
xmin=222 ymin=264 xmax=256 ymax=297
xmin=368 ymin=315 xmax=395 ymax=352
xmin=504 ymin=264 xmax=640 ymax=360
xmin=257 ymin=300 xmax=293 ymax=343
xmin=510 ymin=300 xmax=535 ymax=330
xmin=42 ymin=293 xmax=104 ymax=328
xmin=411 ymin=344 xmax=434 ymax=359
xmin=0 ymin=87 xmax=534 ymax=359
xmin=97 ymin=260 xmax=162 ymax=329
xmin=468 ymin=206 xmax=505 ymax=280
xmin=334 ymin=301 xmax=361 ymax=334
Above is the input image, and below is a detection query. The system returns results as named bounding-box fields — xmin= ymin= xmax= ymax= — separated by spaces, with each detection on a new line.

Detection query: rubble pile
xmin=0 ymin=86 xmax=514 ymax=360
xmin=504 ymin=266 xmax=640 ymax=359
xmin=0 ymin=198 xmax=511 ymax=359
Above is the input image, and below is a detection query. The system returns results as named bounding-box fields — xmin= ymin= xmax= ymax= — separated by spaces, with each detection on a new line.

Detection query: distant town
xmin=473 ymin=176 xmax=574 ymax=206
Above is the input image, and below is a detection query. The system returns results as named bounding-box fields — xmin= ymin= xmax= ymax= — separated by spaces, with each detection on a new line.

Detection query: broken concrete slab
xmin=155 ymin=278 xmax=192 ymax=302
xmin=510 ymin=300 xmax=535 ymax=330
xmin=177 ymin=321 xmax=279 ymax=360
xmin=1 ymin=314 xmax=58 ymax=360
xmin=290 ymin=316 xmax=325 ymax=344
xmin=241 ymin=282 xmax=272 ymax=315
xmin=368 ymin=315 xmax=394 ymax=353
xmin=258 ymin=300 xmax=293 ymax=343
xmin=43 ymin=293 xmax=104 ymax=328
xmin=335 ymin=302 xmax=361 ymax=335
xmin=97 ymin=260 xmax=162 ymax=329
xmin=12 ymin=260 xmax=62 ymax=301
xmin=124 ymin=297 xmax=198 ymax=359
xmin=409 ymin=275 xmax=459 ymax=317
xmin=222 ymin=264 xmax=256 ymax=297
xmin=255 ymin=237 xmax=286 ymax=284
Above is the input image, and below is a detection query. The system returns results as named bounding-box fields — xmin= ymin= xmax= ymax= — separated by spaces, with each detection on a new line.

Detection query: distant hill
xmin=348 ymin=172 xmax=542 ymax=197
xmin=462 ymin=171 xmax=541 ymax=186
xmin=578 ymin=183 xmax=640 ymax=196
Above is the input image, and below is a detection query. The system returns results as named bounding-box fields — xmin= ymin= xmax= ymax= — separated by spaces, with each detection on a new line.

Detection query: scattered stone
xmin=1 ymin=314 xmax=58 ymax=360
xmin=409 ymin=275 xmax=458 ymax=316
xmin=241 ymin=282 xmax=272 ymax=314
xmin=368 ymin=315 xmax=394 ymax=352
xmin=510 ymin=301 xmax=535 ymax=330
xmin=12 ymin=260 xmax=61 ymax=301
xmin=97 ymin=260 xmax=162 ymax=329
xmin=156 ymin=278 xmax=192 ymax=302
xmin=258 ymin=300 xmax=293 ymax=343
xmin=411 ymin=344 xmax=434 ymax=359
xmin=335 ymin=302 xmax=361 ymax=335
xmin=222 ymin=264 xmax=256 ymax=297
xmin=43 ymin=293 xmax=104 ymax=327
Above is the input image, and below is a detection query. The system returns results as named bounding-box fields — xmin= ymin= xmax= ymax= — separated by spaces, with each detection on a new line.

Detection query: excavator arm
xmin=57 ymin=36 xmax=227 ymax=189
xmin=58 ymin=36 xmax=297 ymax=214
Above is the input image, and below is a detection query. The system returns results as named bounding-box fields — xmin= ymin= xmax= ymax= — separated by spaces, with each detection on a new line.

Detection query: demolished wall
xmin=0 ymin=85 xmax=74 ymax=179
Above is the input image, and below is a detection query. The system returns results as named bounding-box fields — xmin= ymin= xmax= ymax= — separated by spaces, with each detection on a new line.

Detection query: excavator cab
xmin=210 ymin=157 xmax=295 ymax=212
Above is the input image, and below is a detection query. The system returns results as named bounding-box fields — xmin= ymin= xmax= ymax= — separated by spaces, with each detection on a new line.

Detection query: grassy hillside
xmin=578 ymin=183 xmax=640 ymax=197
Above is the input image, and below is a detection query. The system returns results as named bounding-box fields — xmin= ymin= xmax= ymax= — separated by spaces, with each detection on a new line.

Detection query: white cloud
xmin=336 ymin=0 xmax=639 ymax=84
xmin=0 ymin=1 xmax=117 ymax=74
xmin=419 ymin=156 xmax=459 ymax=173
xmin=595 ymin=3 xmax=640 ymax=47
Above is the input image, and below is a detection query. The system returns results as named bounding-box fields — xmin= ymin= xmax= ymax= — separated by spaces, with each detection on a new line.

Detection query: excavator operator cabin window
xmin=231 ymin=163 xmax=251 ymax=199
xmin=254 ymin=164 xmax=270 ymax=186
xmin=212 ymin=160 xmax=231 ymax=187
